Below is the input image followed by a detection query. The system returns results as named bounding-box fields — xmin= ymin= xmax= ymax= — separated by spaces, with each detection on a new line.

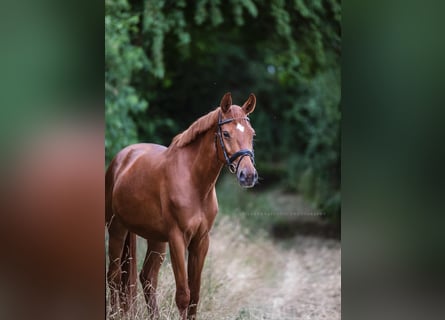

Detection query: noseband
xmin=215 ymin=111 xmax=255 ymax=174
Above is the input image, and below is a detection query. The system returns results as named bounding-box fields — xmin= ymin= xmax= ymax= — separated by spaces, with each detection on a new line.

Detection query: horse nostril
xmin=239 ymin=170 xmax=246 ymax=181
xmin=254 ymin=171 xmax=258 ymax=181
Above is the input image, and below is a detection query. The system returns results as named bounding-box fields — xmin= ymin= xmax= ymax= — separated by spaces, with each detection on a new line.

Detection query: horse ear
xmin=220 ymin=92 xmax=232 ymax=113
xmin=242 ymin=93 xmax=256 ymax=115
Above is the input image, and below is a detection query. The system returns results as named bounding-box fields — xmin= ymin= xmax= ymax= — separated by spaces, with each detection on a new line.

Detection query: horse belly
xmin=128 ymin=221 xmax=169 ymax=242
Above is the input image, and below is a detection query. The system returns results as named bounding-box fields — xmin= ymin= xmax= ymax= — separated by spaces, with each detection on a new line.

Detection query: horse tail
xmin=105 ymin=157 xmax=116 ymax=226
xmin=121 ymin=232 xmax=137 ymax=310
xmin=105 ymin=152 xmax=137 ymax=311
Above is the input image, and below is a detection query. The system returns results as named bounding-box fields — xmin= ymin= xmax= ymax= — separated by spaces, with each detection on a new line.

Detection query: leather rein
xmin=215 ymin=111 xmax=255 ymax=174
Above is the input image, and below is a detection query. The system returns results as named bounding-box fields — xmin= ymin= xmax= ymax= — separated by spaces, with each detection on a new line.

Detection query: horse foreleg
xmin=140 ymin=240 xmax=167 ymax=319
xmin=169 ymin=231 xmax=190 ymax=320
xmin=106 ymin=220 xmax=128 ymax=317
xmin=187 ymin=234 xmax=210 ymax=320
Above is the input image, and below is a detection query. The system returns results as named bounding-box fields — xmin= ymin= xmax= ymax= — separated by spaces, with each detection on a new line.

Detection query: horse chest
xmin=165 ymin=194 xmax=217 ymax=229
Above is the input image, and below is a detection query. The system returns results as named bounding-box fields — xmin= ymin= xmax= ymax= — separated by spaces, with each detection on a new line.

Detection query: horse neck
xmin=185 ymin=128 xmax=224 ymax=194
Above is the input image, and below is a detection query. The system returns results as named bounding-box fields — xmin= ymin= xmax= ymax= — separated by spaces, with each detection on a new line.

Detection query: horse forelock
xmin=225 ymin=105 xmax=244 ymax=118
xmin=225 ymin=105 xmax=254 ymax=132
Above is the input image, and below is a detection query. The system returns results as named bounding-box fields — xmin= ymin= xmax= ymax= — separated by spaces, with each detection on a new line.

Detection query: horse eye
xmin=223 ymin=131 xmax=230 ymax=139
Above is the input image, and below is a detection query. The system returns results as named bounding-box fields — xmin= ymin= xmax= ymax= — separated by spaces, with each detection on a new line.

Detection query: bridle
xmin=215 ymin=111 xmax=255 ymax=174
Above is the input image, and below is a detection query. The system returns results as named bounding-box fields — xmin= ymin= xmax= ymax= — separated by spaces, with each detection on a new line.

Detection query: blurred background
xmin=105 ymin=0 xmax=342 ymax=232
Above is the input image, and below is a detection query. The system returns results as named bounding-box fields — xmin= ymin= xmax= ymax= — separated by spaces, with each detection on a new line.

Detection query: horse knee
xmin=190 ymin=291 xmax=200 ymax=307
xmin=175 ymin=287 xmax=190 ymax=311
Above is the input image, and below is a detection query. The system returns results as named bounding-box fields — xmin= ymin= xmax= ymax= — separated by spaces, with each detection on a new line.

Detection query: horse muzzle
xmin=237 ymin=167 xmax=258 ymax=188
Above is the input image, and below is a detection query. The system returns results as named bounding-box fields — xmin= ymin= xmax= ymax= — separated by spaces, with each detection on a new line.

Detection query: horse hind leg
xmin=106 ymin=218 xmax=128 ymax=317
xmin=140 ymin=240 xmax=167 ymax=319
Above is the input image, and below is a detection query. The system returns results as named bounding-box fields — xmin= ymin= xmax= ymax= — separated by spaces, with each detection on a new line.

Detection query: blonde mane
xmin=171 ymin=108 xmax=220 ymax=148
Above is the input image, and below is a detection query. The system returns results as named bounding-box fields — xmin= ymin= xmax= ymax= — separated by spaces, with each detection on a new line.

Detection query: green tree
xmin=105 ymin=0 xmax=149 ymax=162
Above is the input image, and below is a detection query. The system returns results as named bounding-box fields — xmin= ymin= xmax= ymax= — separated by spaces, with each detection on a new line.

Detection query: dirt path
xmin=198 ymin=218 xmax=341 ymax=320
xmin=262 ymin=236 xmax=341 ymax=319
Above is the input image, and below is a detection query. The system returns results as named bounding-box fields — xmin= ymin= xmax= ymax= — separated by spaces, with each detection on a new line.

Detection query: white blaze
xmin=236 ymin=123 xmax=245 ymax=132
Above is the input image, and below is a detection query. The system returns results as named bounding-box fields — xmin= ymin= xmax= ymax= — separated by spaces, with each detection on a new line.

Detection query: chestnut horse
xmin=106 ymin=92 xmax=258 ymax=319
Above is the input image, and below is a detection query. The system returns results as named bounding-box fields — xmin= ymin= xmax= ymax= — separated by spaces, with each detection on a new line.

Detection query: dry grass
xmin=106 ymin=216 xmax=340 ymax=320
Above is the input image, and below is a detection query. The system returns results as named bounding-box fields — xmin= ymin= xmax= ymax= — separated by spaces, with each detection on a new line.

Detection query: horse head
xmin=217 ymin=92 xmax=258 ymax=188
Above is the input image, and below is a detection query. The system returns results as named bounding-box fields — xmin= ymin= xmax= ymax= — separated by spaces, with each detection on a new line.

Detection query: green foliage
xmin=105 ymin=0 xmax=148 ymax=163
xmin=286 ymin=69 xmax=341 ymax=219
xmin=142 ymin=0 xmax=190 ymax=78
xmin=105 ymin=0 xmax=341 ymax=221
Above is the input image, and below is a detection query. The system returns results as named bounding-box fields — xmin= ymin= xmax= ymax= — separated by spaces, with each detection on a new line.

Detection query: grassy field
xmin=106 ymin=173 xmax=341 ymax=319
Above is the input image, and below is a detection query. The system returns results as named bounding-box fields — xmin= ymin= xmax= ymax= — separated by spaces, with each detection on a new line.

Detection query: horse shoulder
xmin=109 ymin=143 xmax=167 ymax=213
